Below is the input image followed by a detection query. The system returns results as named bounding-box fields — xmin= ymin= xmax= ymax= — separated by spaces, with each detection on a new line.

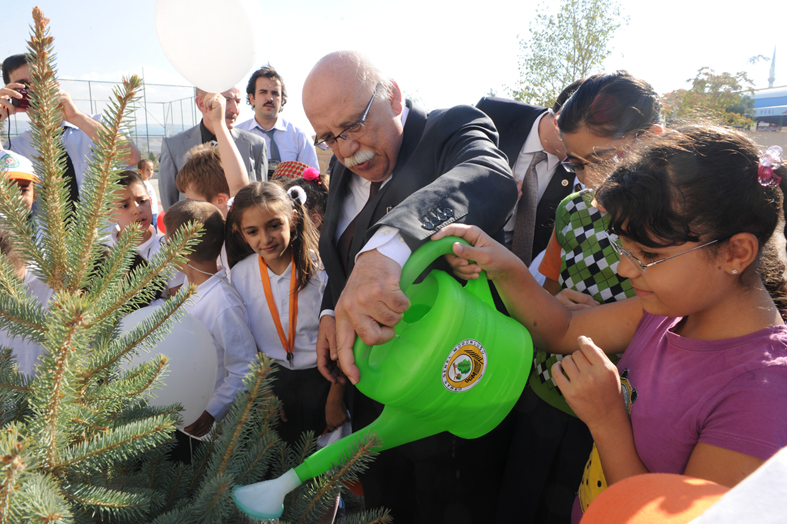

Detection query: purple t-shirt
xmin=618 ymin=312 xmax=787 ymax=474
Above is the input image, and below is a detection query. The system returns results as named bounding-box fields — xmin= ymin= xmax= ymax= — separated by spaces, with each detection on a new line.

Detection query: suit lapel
xmin=346 ymin=101 xmax=428 ymax=273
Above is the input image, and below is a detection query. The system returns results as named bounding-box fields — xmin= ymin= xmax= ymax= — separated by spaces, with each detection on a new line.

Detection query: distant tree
xmin=661 ymin=67 xmax=755 ymax=128
xmin=508 ymin=0 xmax=628 ymax=108
xmin=486 ymin=88 xmax=498 ymax=98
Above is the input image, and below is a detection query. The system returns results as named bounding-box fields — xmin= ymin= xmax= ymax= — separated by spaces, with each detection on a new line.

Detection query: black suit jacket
xmin=320 ymin=100 xmax=516 ymax=311
xmin=476 ymin=97 xmax=574 ymax=258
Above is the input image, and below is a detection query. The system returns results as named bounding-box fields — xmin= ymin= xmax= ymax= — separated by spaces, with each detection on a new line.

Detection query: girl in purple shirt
xmin=435 ymin=126 xmax=787 ymax=519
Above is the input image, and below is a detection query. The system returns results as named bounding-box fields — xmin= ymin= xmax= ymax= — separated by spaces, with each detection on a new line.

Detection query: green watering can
xmin=232 ymin=237 xmax=533 ymax=519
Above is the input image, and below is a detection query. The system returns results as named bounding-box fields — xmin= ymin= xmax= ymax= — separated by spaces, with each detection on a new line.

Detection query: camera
xmin=11 ymin=87 xmax=30 ymax=109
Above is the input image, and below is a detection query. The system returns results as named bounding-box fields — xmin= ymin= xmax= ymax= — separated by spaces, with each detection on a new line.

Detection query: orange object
xmin=582 ymin=473 xmax=728 ymax=524
xmin=157 ymin=211 xmax=166 ymax=234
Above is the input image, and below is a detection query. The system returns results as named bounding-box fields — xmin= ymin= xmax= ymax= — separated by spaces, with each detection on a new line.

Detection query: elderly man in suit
xmin=158 ymin=86 xmax=267 ymax=210
xmin=304 ymin=50 xmax=516 ymax=523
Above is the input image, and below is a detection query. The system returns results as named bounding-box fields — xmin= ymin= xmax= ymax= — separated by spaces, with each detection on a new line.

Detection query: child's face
xmin=112 ymin=182 xmax=153 ymax=234
xmin=12 ymin=179 xmax=35 ymax=212
xmin=239 ymin=204 xmax=294 ymax=266
xmin=560 ymin=127 xmax=634 ymax=187
xmin=138 ymin=162 xmax=154 ymax=181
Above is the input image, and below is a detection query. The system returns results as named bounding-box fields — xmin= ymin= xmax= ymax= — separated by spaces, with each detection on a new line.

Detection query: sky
xmin=2 ymin=0 xmax=784 ymax=149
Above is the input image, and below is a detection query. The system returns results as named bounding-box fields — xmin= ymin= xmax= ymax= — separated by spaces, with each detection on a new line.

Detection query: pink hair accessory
xmin=303 ymin=167 xmax=320 ymax=182
xmin=758 ymin=145 xmax=783 ymax=187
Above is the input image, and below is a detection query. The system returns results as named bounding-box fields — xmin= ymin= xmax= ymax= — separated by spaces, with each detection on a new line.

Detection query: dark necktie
xmin=512 ymin=151 xmax=547 ymax=266
xmin=64 ymin=151 xmax=80 ymax=210
xmin=574 ymin=182 xmax=582 ymax=193
xmin=338 ymin=181 xmax=382 ymax=274
xmin=261 ymin=128 xmax=281 ymax=162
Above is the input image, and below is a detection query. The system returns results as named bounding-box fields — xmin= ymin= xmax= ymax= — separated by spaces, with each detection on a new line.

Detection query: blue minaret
xmin=768 ymin=46 xmax=776 ymax=88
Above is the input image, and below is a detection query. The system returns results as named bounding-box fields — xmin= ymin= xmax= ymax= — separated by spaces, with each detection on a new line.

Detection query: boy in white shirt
xmin=163 ymin=200 xmax=258 ymax=437
xmin=106 ymin=170 xmax=183 ymax=293
xmin=137 ymin=159 xmax=159 ymax=232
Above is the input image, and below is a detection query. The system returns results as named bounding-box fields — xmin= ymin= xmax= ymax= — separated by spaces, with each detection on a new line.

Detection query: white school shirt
xmin=229 ymin=253 xmax=326 ymax=370
xmin=236 ymin=116 xmax=320 ymax=169
xmin=182 ymin=268 xmax=258 ymax=421
xmin=0 ymin=268 xmax=54 ymax=377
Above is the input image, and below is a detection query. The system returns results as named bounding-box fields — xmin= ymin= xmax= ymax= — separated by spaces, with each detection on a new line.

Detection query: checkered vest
xmin=529 ymin=189 xmax=636 ymax=416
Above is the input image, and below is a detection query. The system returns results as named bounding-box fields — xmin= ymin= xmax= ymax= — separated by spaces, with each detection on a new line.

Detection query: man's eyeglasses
xmin=561 ymin=151 xmax=627 ymax=175
xmin=314 ymin=82 xmax=381 ymax=151
xmin=605 ymin=230 xmax=723 ymax=274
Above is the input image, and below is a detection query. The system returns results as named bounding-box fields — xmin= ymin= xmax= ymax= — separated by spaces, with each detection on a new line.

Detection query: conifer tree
xmin=0 ymin=8 xmax=389 ymax=524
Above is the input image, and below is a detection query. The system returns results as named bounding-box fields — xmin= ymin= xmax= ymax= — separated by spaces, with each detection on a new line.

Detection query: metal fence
xmin=3 ymin=77 xmax=199 ymax=159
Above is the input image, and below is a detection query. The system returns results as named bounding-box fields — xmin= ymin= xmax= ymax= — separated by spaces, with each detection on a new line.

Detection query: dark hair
xmin=245 ymin=64 xmax=287 ymax=110
xmin=275 ymin=177 xmax=329 ymax=231
xmin=137 ymin=159 xmax=154 ymax=170
xmin=552 ymin=78 xmax=585 ymax=113
xmin=176 ymin=143 xmax=230 ymax=202
xmin=164 ymin=200 xmax=225 ymax=263
xmin=225 ymin=182 xmax=320 ymax=291
xmin=2 ymin=54 xmax=29 ymax=85
xmin=117 ymin=170 xmax=145 ymax=189
xmin=557 ymin=71 xmax=661 ymax=138
xmin=597 ymin=125 xmax=787 ymax=311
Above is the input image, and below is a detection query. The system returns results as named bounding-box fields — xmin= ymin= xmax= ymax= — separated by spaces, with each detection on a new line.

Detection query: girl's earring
xmin=732 ymin=269 xmax=738 ymax=275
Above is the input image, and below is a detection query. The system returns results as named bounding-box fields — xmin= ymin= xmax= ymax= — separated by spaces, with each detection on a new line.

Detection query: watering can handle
xmin=354 ymin=236 xmax=495 ymax=361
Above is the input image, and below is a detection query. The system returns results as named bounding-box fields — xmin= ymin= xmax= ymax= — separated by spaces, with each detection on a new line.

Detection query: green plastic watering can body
xmin=295 ymin=237 xmax=533 ymax=482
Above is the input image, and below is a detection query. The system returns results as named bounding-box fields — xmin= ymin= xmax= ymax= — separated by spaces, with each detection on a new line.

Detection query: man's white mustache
xmin=344 ymin=149 xmax=375 ymax=169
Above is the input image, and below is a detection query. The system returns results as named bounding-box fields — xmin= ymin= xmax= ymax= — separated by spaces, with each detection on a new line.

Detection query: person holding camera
xmin=1 ymin=53 xmax=141 ymax=203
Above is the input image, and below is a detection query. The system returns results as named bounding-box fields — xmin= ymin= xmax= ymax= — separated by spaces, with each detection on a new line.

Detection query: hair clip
xmin=758 ymin=145 xmax=783 ymax=187
xmin=287 ymin=186 xmax=307 ymax=206
xmin=302 ymin=167 xmax=320 ymax=182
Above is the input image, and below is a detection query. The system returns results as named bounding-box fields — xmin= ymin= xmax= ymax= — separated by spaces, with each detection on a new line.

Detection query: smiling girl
xmin=436 ymin=126 xmax=787 ymax=522
xmin=227 ymin=181 xmax=347 ymax=444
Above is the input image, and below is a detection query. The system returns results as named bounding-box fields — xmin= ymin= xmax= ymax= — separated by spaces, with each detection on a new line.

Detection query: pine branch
xmin=0 ymin=291 xmax=49 ymax=347
xmin=52 ymin=415 xmax=175 ymax=473
xmin=84 ymin=355 xmax=168 ymax=402
xmin=0 ymin=253 xmax=28 ymax=305
xmin=84 ymin=284 xmax=193 ymax=382
xmin=0 ymin=424 xmax=27 ymax=524
xmin=86 ymin=222 xmax=201 ymax=328
xmin=0 ymin=176 xmax=46 ymax=278
xmin=215 ymin=355 xmax=276 ymax=477
xmin=233 ymin=435 xmax=278 ymax=485
xmin=24 ymin=8 xmax=72 ymax=293
xmin=340 ymin=508 xmax=393 ymax=524
xmin=13 ymin=472 xmax=73 ymax=524
xmin=61 ymin=482 xmax=157 ymax=521
xmin=66 ymin=76 xmax=142 ymax=292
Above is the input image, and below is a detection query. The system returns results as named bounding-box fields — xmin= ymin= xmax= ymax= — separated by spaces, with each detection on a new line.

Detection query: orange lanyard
xmin=259 ymin=254 xmax=298 ymax=367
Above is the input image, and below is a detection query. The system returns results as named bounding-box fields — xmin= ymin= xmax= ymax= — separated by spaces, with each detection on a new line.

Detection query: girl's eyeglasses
xmin=604 ymin=231 xmax=723 ymax=274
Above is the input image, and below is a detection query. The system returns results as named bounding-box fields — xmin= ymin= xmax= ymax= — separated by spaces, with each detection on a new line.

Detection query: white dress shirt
xmin=183 ymin=269 xmax=258 ymax=421
xmin=235 ymin=116 xmax=319 ymax=169
xmin=502 ymin=112 xmax=562 ymax=245
xmin=229 ymin=254 xmax=327 ymax=370
xmin=104 ymin=226 xmax=185 ymax=289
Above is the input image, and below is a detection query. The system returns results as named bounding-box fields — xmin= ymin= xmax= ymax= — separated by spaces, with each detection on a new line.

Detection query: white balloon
xmin=120 ymin=306 xmax=218 ymax=428
xmin=154 ymin=0 xmax=260 ymax=93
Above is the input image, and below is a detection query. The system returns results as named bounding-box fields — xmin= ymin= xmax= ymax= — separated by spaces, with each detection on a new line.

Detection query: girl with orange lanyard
xmin=227 ymin=182 xmax=347 ymax=445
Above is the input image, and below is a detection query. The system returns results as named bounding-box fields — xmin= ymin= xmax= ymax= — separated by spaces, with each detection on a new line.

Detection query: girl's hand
xmin=552 ymin=336 xmax=627 ymax=432
xmin=555 ymin=289 xmax=600 ymax=311
xmin=325 ymin=403 xmax=349 ymax=432
xmin=432 ymin=224 xmax=521 ymax=281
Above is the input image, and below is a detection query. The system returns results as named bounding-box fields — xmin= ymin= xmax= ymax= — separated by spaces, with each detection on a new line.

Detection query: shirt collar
xmin=522 ymin=112 xmax=561 ymax=171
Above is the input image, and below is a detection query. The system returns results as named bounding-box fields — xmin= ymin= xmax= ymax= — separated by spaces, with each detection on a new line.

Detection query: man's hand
xmin=316 ymin=315 xmax=345 ymax=384
xmin=0 ymin=83 xmax=27 ymax=122
xmin=334 ymin=250 xmax=410 ymax=384
xmin=203 ymin=93 xmax=227 ymax=131
xmin=183 ymin=410 xmax=215 ymax=438
xmin=57 ymin=90 xmax=83 ymax=124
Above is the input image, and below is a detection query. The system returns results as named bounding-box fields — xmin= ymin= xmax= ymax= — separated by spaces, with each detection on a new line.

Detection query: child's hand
xmin=432 ymin=224 xmax=521 ymax=281
xmin=316 ymin=315 xmax=346 ymax=384
xmin=555 ymin=289 xmax=600 ymax=311
xmin=204 ymin=93 xmax=227 ymax=130
xmin=552 ymin=336 xmax=627 ymax=432
xmin=183 ymin=410 xmax=215 ymax=438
